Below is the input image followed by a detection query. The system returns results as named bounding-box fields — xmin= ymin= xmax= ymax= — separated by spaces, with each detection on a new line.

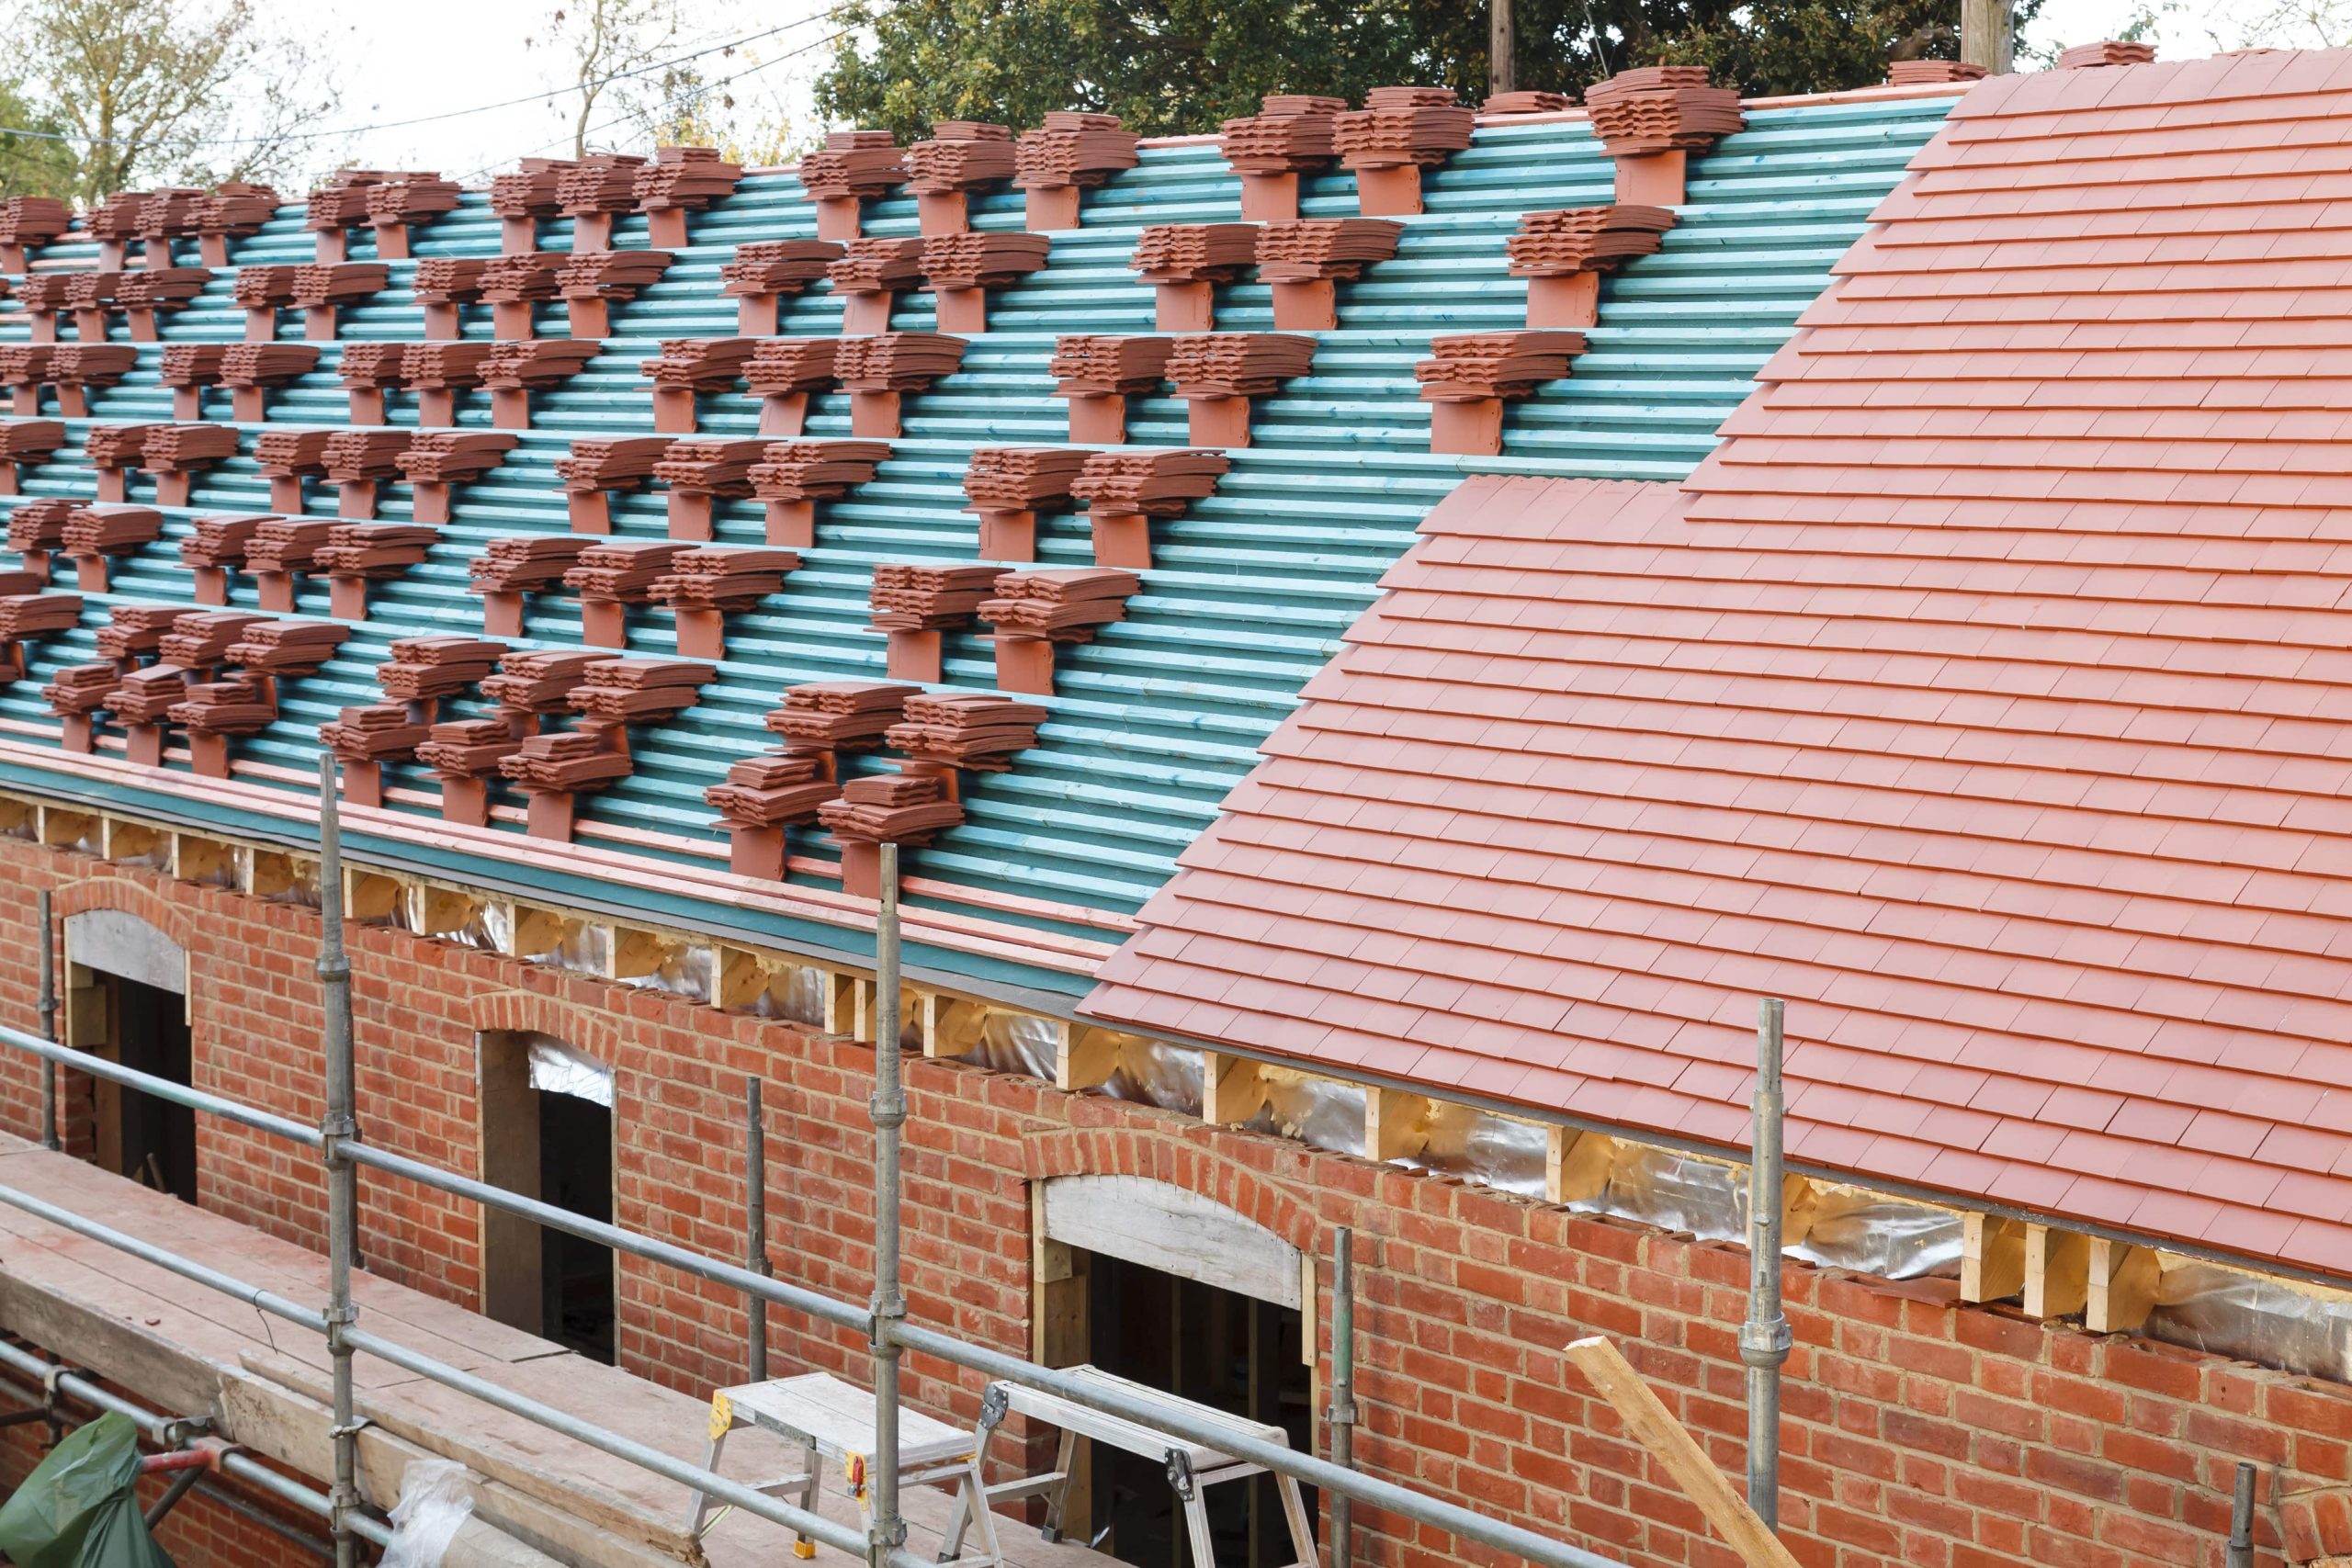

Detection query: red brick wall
xmin=0 ymin=837 xmax=2338 ymax=1568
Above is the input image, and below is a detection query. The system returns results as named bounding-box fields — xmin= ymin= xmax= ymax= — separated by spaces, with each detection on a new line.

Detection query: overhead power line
xmin=0 ymin=13 xmax=835 ymax=152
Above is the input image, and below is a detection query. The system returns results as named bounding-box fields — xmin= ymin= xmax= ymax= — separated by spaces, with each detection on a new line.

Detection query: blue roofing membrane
xmin=0 ymin=93 xmax=1957 ymax=995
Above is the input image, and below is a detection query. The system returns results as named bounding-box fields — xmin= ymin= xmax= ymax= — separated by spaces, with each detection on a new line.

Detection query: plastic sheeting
xmin=1240 ymin=1067 xmax=1367 ymax=1157
xmin=1096 ymin=1039 xmax=1205 ymax=1119
xmin=742 ymin=963 xmax=828 ymax=1028
xmin=0 ymin=1410 xmax=175 ymax=1568
xmin=966 ymin=1011 xmax=1063 ymax=1080
xmin=381 ymin=1461 xmax=475 ymax=1568
xmin=2145 ymin=1258 xmax=2352 ymax=1382
xmin=1792 ymin=1185 xmax=1962 ymax=1280
xmin=1414 ymin=1100 xmax=1549 ymax=1198
xmin=616 ymin=937 xmax=713 ymax=1004
xmin=526 ymin=1034 xmax=614 ymax=1108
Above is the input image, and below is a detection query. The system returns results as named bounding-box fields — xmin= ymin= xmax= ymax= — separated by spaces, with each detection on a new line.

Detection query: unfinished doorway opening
xmin=62 ymin=910 xmax=195 ymax=1204
xmin=1036 ymin=1176 xmax=1315 ymax=1568
xmin=479 ymin=1032 xmax=616 ymax=1363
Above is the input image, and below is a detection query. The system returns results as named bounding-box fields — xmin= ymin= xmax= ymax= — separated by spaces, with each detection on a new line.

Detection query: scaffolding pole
xmin=316 ymin=756 xmax=362 ymax=1568
xmin=1742 ymin=998 xmax=1791 ymax=1533
xmin=746 ymin=1074 xmax=771 ymax=1383
xmin=869 ymin=841 xmax=909 ymax=1568
xmin=1329 ymin=1225 xmax=1357 ymax=1568
xmin=36 ymin=886 xmax=55 ymax=1150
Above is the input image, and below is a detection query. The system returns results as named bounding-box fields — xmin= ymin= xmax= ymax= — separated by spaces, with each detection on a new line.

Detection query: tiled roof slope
xmin=1084 ymin=51 xmax=2352 ymax=1275
xmin=0 ymin=93 xmax=1957 ymax=996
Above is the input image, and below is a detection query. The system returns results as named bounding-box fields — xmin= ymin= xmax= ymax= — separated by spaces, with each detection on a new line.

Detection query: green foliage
xmin=0 ymin=78 xmax=82 ymax=200
xmin=815 ymin=0 xmax=2038 ymax=141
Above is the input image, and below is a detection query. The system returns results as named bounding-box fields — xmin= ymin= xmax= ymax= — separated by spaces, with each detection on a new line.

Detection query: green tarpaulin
xmin=0 ymin=1411 xmax=176 ymax=1568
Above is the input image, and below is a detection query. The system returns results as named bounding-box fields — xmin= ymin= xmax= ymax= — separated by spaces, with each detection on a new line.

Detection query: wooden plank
xmin=2023 ymin=1224 xmax=2088 ymax=1319
xmin=1057 ymin=1024 xmax=1121 ymax=1093
xmin=40 ymin=807 xmax=93 ymax=847
xmin=1041 ymin=1174 xmax=1301 ymax=1310
xmin=1565 ymin=1337 xmax=1803 ymax=1568
xmin=1961 ymin=1213 xmax=2027 ymax=1303
xmin=1548 ymin=1129 xmax=1613 ymax=1205
xmin=171 ymin=832 xmax=232 ymax=886
xmin=1364 ymin=1089 xmax=1424 ymax=1162
xmin=2085 ymin=1237 xmax=2160 ymax=1333
xmin=921 ymin=994 xmax=985 ymax=1059
xmin=716 ymin=947 xmax=765 ymax=1010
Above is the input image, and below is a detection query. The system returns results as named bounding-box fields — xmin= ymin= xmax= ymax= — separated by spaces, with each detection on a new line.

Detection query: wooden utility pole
xmin=1962 ymin=0 xmax=2014 ymax=72
xmin=1490 ymin=0 xmax=1516 ymax=96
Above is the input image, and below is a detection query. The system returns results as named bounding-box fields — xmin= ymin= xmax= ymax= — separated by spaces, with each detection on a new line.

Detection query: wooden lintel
xmin=1202 ymin=1051 xmax=1267 ymax=1126
xmin=1549 ymin=1128 xmax=1615 ymax=1205
xmin=2023 ymin=1224 xmax=2089 ymax=1320
xmin=823 ymin=970 xmax=872 ymax=1039
xmin=1962 ymin=1213 xmax=2029 ymax=1303
xmin=1566 ymin=1336 xmax=1803 ymax=1568
xmin=1057 ymin=1024 xmax=1122 ymax=1093
xmin=2086 ymin=1236 xmax=2160 ymax=1333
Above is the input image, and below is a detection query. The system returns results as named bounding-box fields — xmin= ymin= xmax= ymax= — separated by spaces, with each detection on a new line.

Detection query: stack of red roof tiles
xmin=963 ymin=446 xmax=1091 ymax=561
xmin=795 ymin=130 xmax=908 ymax=242
xmin=919 ymin=231 xmax=1052 ymax=332
xmin=1047 ymin=334 xmax=1175 ymax=443
xmin=904 ymin=121 xmax=1017 ymax=235
xmin=1014 ymin=112 xmax=1137 ymax=229
xmin=1217 ymin=95 xmax=1343 ymax=220
xmin=634 ymin=146 xmax=743 ymax=246
xmin=1253 ymin=218 xmax=1402 ymax=330
xmin=1332 ymin=86 xmax=1474 ymax=216
xmin=749 ymin=439 xmax=889 ymax=546
xmin=718 ymin=240 xmax=844 ymax=334
xmin=1132 ymin=223 xmax=1259 ymax=332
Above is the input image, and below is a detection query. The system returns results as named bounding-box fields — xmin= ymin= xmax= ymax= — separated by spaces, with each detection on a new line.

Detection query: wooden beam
xmin=171 ymin=833 xmax=232 ymax=886
xmin=1201 ymin=1051 xmax=1267 ymax=1125
xmin=413 ymin=886 xmax=480 ymax=938
xmin=345 ymin=871 xmax=399 ymax=922
xmin=1364 ymin=1088 xmax=1425 ymax=1162
xmin=0 ymin=796 xmax=29 ymax=834
xmin=2085 ymin=1237 xmax=2160 ymax=1333
xmin=1057 ymin=1023 xmax=1122 ymax=1093
xmin=510 ymin=904 xmax=565 ymax=958
xmin=1962 ymin=1213 xmax=2028 ymax=1303
xmin=921 ymin=994 xmax=985 ymax=1058
xmin=609 ymin=925 xmax=667 ymax=981
xmin=102 ymin=818 xmax=159 ymax=863
xmin=1548 ymin=1129 xmax=1614 ymax=1205
xmin=39 ymin=807 xmax=92 ymax=848
xmin=1566 ymin=1337 xmax=1802 ymax=1568
xmin=821 ymin=969 xmax=867 ymax=1038
xmin=716 ymin=947 xmax=766 ymax=1010
xmin=2023 ymin=1224 xmax=2088 ymax=1319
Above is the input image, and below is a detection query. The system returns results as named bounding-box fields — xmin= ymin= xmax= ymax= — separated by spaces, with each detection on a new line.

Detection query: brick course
xmin=0 ymin=836 xmax=2328 ymax=1568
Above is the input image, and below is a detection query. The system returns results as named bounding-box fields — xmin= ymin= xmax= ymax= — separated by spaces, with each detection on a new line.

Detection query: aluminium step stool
xmin=686 ymin=1371 xmax=1004 ymax=1565
xmin=944 ymin=1363 xmax=1316 ymax=1568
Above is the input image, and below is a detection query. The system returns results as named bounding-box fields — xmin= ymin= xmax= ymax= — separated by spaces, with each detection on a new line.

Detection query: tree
xmin=815 ymin=0 xmax=2041 ymax=141
xmin=15 ymin=0 xmax=345 ymax=203
xmin=0 ymin=77 xmax=83 ymax=199
xmin=533 ymin=0 xmax=690 ymax=158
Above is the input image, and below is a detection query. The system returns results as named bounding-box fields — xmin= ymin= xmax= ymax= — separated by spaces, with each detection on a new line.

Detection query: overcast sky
xmin=286 ymin=0 xmax=2267 ymax=181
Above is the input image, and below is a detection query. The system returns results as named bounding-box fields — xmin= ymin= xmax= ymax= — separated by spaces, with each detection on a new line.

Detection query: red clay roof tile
xmin=1085 ymin=51 xmax=2352 ymax=1276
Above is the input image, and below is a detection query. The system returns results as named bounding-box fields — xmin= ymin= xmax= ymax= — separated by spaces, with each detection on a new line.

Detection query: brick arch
xmin=1022 ymin=1125 xmax=1320 ymax=1253
xmin=466 ymin=990 xmax=620 ymax=1065
xmin=52 ymin=876 xmax=195 ymax=951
